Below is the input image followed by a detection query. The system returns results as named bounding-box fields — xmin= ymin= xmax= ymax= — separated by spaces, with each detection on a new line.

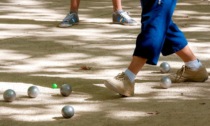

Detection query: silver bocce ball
xmin=3 ymin=89 xmax=16 ymax=102
xmin=60 ymin=84 xmax=72 ymax=97
xmin=61 ymin=105 xmax=74 ymax=118
xmin=160 ymin=62 xmax=170 ymax=73
xmin=160 ymin=76 xmax=172 ymax=89
xmin=27 ymin=86 xmax=40 ymax=98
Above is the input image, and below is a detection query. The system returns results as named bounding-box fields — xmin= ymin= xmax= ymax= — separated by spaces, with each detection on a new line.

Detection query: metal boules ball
xmin=60 ymin=84 xmax=72 ymax=97
xmin=160 ymin=62 xmax=170 ymax=73
xmin=61 ymin=105 xmax=75 ymax=118
xmin=160 ymin=76 xmax=172 ymax=89
xmin=27 ymin=86 xmax=40 ymax=98
xmin=3 ymin=89 xmax=16 ymax=102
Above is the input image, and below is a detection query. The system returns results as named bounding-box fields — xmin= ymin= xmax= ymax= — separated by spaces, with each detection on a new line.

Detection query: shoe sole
xmin=193 ymin=77 xmax=208 ymax=82
xmin=57 ymin=22 xmax=79 ymax=28
xmin=112 ymin=22 xmax=138 ymax=26
xmin=173 ymin=76 xmax=208 ymax=83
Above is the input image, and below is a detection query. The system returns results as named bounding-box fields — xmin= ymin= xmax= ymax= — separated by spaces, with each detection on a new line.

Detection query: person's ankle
xmin=70 ymin=10 xmax=78 ymax=14
xmin=185 ymin=59 xmax=202 ymax=71
xmin=114 ymin=9 xmax=123 ymax=14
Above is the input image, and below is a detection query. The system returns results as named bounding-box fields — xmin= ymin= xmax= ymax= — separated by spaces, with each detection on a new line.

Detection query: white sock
xmin=125 ymin=69 xmax=136 ymax=83
xmin=185 ymin=59 xmax=202 ymax=71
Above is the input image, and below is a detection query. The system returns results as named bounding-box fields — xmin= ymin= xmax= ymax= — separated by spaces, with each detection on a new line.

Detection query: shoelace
xmin=175 ymin=65 xmax=189 ymax=81
xmin=115 ymin=72 xmax=126 ymax=81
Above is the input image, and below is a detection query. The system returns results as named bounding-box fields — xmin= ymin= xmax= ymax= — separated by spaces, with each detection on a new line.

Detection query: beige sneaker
xmin=170 ymin=65 xmax=208 ymax=83
xmin=104 ymin=72 xmax=135 ymax=97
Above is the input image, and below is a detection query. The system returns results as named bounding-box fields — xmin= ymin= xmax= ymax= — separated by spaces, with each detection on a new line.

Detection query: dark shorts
xmin=133 ymin=0 xmax=188 ymax=65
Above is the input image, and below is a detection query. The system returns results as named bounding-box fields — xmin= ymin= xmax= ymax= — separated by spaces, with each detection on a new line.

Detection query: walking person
xmin=104 ymin=0 xmax=208 ymax=97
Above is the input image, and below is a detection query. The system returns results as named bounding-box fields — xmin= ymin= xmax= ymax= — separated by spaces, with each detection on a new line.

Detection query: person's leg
xmin=176 ymin=46 xmax=202 ymax=71
xmin=58 ymin=0 xmax=80 ymax=28
xmin=105 ymin=0 xmax=208 ymax=96
xmin=123 ymin=56 xmax=147 ymax=85
xmin=175 ymin=46 xmax=196 ymax=62
xmin=128 ymin=56 xmax=147 ymax=75
xmin=112 ymin=0 xmax=122 ymax=12
xmin=70 ymin=0 xmax=80 ymax=13
xmin=170 ymin=45 xmax=208 ymax=83
xmin=105 ymin=0 xmax=176 ymax=96
xmin=161 ymin=17 xmax=208 ymax=83
xmin=112 ymin=0 xmax=138 ymax=26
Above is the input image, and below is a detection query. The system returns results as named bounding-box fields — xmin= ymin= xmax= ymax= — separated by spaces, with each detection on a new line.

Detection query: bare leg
xmin=70 ymin=0 xmax=80 ymax=12
xmin=104 ymin=56 xmax=147 ymax=96
xmin=128 ymin=45 xmax=196 ymax=75
xmin=128 ymin=56 xmax=147 ymax=75
xmin=112 ymin=0 xmax=123 ymax=12
xmin=175 ymin=45 xmax=197 ymax=62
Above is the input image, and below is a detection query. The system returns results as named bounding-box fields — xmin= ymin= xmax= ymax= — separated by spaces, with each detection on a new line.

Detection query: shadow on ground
xmin=0 ymin=0 xmax=210 ymax=126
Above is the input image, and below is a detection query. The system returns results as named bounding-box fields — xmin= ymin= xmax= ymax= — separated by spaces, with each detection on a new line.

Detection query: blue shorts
xmin=133 ymin=0 xmax=188 ymax=65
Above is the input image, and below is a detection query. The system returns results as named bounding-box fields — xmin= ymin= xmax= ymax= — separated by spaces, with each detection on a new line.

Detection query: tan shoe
xmin=104 ymin=72 xmax=135 ymax=97
xmin=170 ymin=65 xmax=208 ymax=83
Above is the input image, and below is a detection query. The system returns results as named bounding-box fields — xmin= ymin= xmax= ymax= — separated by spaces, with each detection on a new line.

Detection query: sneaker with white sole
xmin=104 ymin=72 xmax=135 ymax=97
xmin=170 ymin=65 xmax=208 ymax=83
xmin=112 ymin=11 xmax=138 ymax=26
xmin=58 ymin=12 xmax=79 ymax=28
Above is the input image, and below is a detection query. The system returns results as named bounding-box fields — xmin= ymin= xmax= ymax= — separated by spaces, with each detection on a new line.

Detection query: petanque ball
xmin=60 ymin=84 xmax=72 ymax=97
xmin=3 ymin=89 xmax=16 ymax=102
xmin=160 ymin=62 xmax=170 ymax=73
xmin=27 ymin=86 xmax=40 ymax=98
xmin=61 ymin=105 xmax=74 ymax=118
xmin=160 ymin=76 xmax=172 ymax=89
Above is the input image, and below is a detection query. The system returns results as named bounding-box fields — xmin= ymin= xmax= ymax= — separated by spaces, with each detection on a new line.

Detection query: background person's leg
xmin=58 ymin=0 xmax=80 ymax=28
xmin=112 ymin=0 xmax=138 ymax=25
xmin=70 ymin=0 xmax=80 ymax=13
xmin=112 ymin=0 xmax=122 ymax=12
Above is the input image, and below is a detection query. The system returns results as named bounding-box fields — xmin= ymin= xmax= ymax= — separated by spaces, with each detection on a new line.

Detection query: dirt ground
xmin=0 ymin=0 xmax=210 ymax=126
